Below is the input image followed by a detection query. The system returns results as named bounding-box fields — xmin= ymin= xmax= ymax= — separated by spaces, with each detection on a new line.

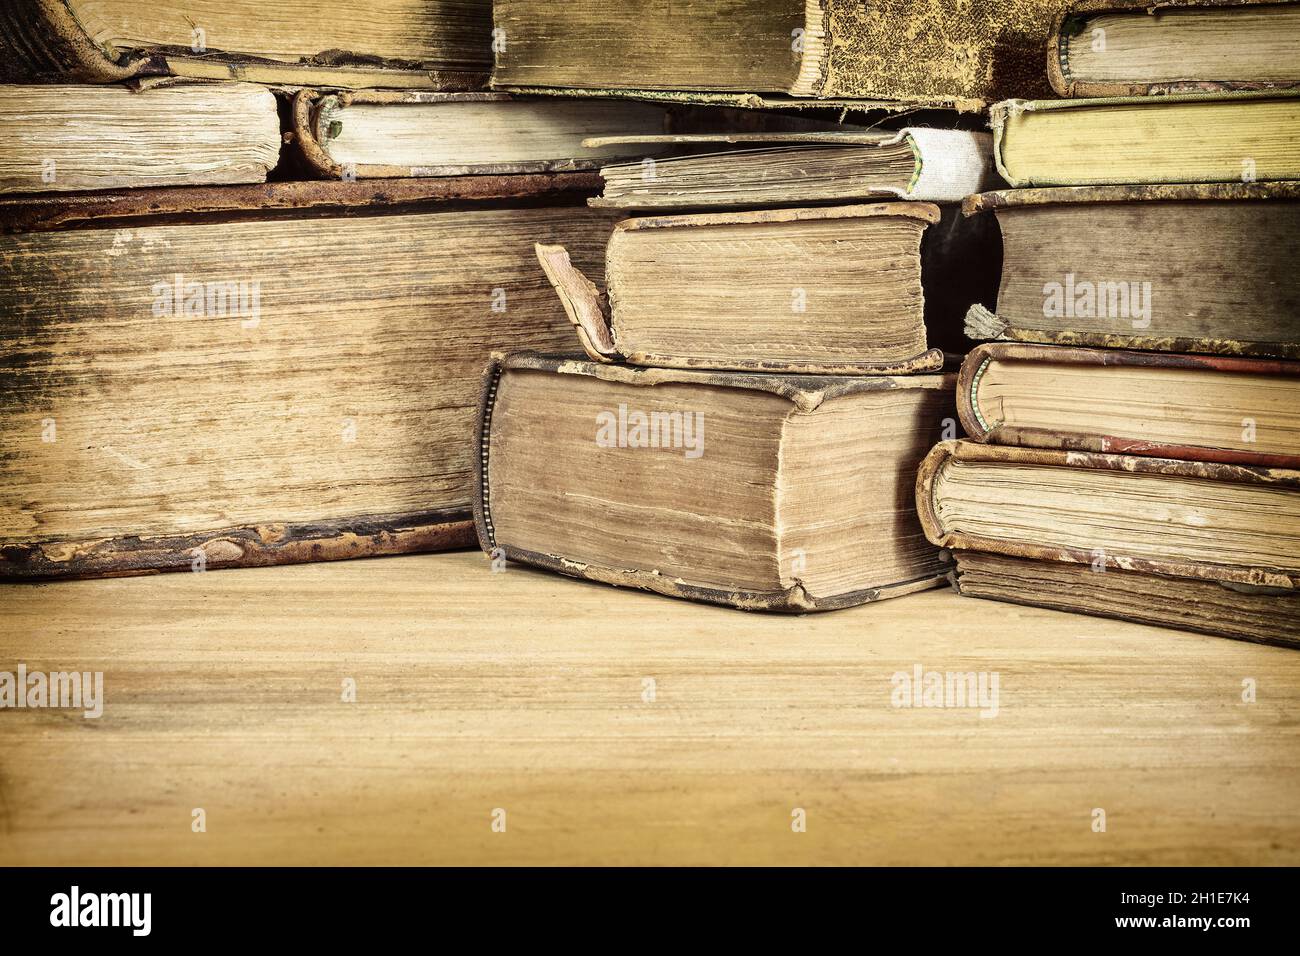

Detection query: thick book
xmin=0 ymin=177 xmax=618 ymax=580
xmin=957 ymin=343 xmax=1300 ymax=468
xmin=962 ymin=183 xmax=1300 ymax=359
xmin=990 ymin=90 xmax=1300 ymax=187
xmin=1049 ymin=0 xmax=1300 ymax=98
xmin=917 ymin=440 xmax=1300 ymax=590
xmin=0 ymin=82 xmax=280 ymax=194
xmin=0 ymin=0 xmax=491 ymax=88
xmin=952 ymin=552 xmax=1300 ymax=648
xmin=586 ymin=129 xmax=997 ymax=209
xmin=534 ymin=204 xmax=946 ymax=375
xmin=290 ymin=90 xmax=672 ymax=179
xmin=491 ymin=0 xmax=1073 ymax=107
xmin=475 ymin=354 xmax=956 ymax=611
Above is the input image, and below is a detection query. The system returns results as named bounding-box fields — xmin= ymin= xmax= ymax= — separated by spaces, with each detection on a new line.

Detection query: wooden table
xmin=2 ymin=551 xmax=1296 ymax=865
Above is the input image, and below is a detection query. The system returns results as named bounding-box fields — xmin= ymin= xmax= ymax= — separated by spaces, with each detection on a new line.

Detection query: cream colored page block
xmin=0 ymin=84 xmax=279 ymax=193
xmin=0 ymin=208 xmax=613 ymax=543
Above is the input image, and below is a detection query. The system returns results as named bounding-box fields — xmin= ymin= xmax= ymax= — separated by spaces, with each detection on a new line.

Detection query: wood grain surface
xmin=1 ymin=551 xmax=1296 ymax=865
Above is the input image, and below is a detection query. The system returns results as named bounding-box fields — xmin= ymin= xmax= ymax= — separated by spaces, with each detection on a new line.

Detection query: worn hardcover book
xmin=534 ymin=204 xmax=946 ymax=375
xmin=952 ymin=552 xmax=1300 ymax=648
xmin=957 ymin=343 xmax=1300 ymax=468
xmin=990 ymin=91 xmax=1300 ymax=186
xmin=0 ymin=0 xmax=492 ymax=88
xmin=586 ymin=129 xmax=996 ymax=209
xmin=917 ymin=440 xmax=1300 ymax=590
xmin=962 ymin=183 xmax=1300 ymax=358
xmin=1049 ymin=0 xmax=1300 ymax=98
xmin=0 ymin=82 xmax=280 ymax=194
xmin=0 ymin=177 xmax=618 ymax=580
xmin=492 ymin=0 xmax=1072 ymax=107
xmin=475 ymin=355 xmax=955 ymax=611
xmin=290 ymin=90 xmax=672 ymax=178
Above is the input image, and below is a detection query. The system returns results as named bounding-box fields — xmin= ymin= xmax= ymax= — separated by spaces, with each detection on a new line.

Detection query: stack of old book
xmin=473 ymin=4 xmax=1041 ymax=612
xmin=5 ymin=0 xmax=1297 ymax=653
xmin=0 ymin=1 xmax=1018 ymax=603
xmin=919 ymin=0 xmax=1300 ymax=647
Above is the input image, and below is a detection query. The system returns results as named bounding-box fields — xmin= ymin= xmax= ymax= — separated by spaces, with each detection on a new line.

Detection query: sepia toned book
xmin=0 ymin=82 xmax=280 ymax=194
xmin=475 ymin=354 xmax=956 ymax=612
xmin=956 ymin=343 xmax=1300 ymax=468
xmin=989 ymin=90 xmax=1300 ymax=187
xmin=951 ymin=552 xmax=1300 ymax=649
xmin=0 ymin=176 xmax=617 ymax=580
xmin=289 ymin=90 xmax=672 ymax=179
xmin=962 ymin=183 xmax=1300 ymax=358
xmin=535 ymin=204 xmax=947 ymax=376
xmin=0 ymin=0 xmax=492 ymax=89
xmin=917 ymin=440 xmax=1300 ymax=592
xmin=1048 ymin=0 xmax=1300 ymax=99
xmin=491 ymin=0 xmax=1073 ymax=106
xmin=586 ymin=129 xmax=997 ymax=209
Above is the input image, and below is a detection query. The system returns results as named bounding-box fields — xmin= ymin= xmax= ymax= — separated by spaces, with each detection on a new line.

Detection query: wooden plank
xmin=0 ymin=551 xmax=1296 ymax=865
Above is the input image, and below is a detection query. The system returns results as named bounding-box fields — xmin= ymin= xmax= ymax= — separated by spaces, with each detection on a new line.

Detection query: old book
xmin=491 ymin=0 xmax=1072 ymax=106
xmin=476 ymin=355 xmax=956 ymax=611
xmin=1049 ymin=0 xmax=1300 ymax=98
xmin=586 ymin=129 xmax=996 ymax=209
xmin=952 ymin=552 xmax=1300 ymax=648
xmin=535 ymin=204 xmax=946 ymax=375
xmin=957 ymin=343 xmax=1300 ymax=468
xmin=917 ymin=440 xmax=1300 ymax=590
xmin=0 ymin=178 xmax=618 ymax=580
xmin=290 ymin=90 xmax=671 ymax=178
xmin=962 ymin=183 xmax=1300 ymax=358
xmin=0 ymin=82 xmax=279 ymax=194
xmin=990 ymin=91 xmax=1300 ymax=186
xmin=0 ymin=0 xmax=491 ymax=88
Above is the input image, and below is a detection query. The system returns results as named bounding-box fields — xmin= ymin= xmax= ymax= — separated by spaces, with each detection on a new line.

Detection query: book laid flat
xmin=1049 ymin=0 xmax=1300 ymax=98
xmin=957 ymin=343 xmax=1300 ymax=468
xmin=534 ymin=204 xmax=946 ymax=376
xmin=475 ymin=355 xmax=956 ymax=611
xmin=990 ymin=91 xmax=1300 ymax=186
xmin=0 ymin=0 xmax=491 ymax=88
xmin=952 ymin=552 xmax=1300 ymax=648
xmin=0 ymin=180 xmax=619 ymax=580
xmin=917 ymin=440 xmax=1300 ymax=590
xmin=962 ymin=183 xmax=1300 ymax=358
xmin=491 ymin=0 xmax=1073 ymax=106
xmin=290 ymin=90 xmax=672 ymax=179
xmin=585 ymin=129 xmax=996 ymax=209
xmin=0 ymin=82 xmax=280 ymax=194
